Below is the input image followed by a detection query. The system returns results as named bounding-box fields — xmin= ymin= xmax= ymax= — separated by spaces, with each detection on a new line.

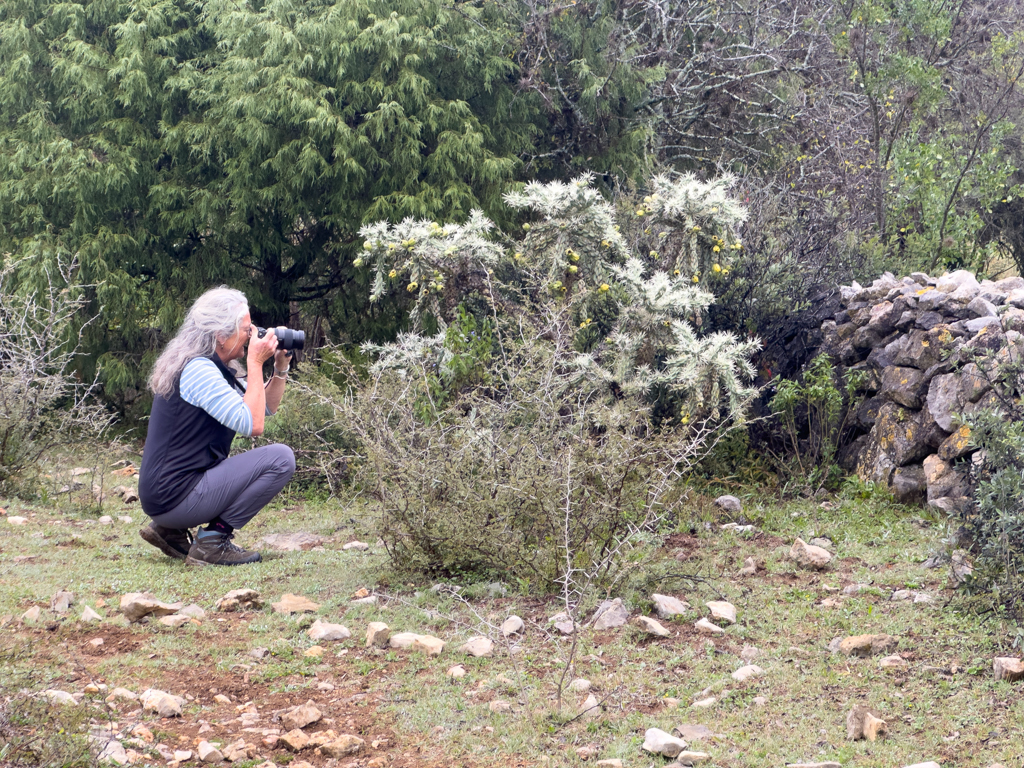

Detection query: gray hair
xmin=149 ymin=286 xmax=249 ymax=398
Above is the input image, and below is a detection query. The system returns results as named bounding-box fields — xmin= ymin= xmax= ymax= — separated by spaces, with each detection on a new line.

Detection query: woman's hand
xmin=247 ymin=328 xmax=279 ymax=366
xmin=273 ymin=348 xmax=291 ymax=372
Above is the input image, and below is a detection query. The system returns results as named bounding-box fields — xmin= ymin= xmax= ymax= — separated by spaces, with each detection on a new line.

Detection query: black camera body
xmin=255 ymin=326 xmax=305 ymax=351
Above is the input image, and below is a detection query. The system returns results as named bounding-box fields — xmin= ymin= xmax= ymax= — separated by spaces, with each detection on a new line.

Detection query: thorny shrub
xmin=0 ymin=257 xmax=112 ymax=495
xmin=324 ymin=173 xmax=760 ymax=596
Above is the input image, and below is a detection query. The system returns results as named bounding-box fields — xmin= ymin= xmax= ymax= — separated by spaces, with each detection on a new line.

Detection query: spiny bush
xmin=329 ymin=173 xmax=759 ymax=593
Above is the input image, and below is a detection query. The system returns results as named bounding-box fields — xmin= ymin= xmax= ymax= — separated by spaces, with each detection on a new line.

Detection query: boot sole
xmin=185 ymin=554 xmax=261 ymax=567
xmin=139 ymin=527 xmax=188 ymax=560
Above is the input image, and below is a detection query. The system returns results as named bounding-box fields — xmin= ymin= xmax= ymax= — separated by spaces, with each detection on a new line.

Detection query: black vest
xmin=139 ymin=356 xmax=244 ymax=517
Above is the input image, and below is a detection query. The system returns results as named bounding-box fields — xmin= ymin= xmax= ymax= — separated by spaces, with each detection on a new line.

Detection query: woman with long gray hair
xmin=138 ymin=286 xmax=295 ymax=566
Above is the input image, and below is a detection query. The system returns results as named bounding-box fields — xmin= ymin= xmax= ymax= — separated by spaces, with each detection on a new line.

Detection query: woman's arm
xmin=244 ymin=331 xmax=279 ymax=436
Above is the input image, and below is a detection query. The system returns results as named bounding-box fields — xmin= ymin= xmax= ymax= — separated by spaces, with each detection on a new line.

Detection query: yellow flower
xmin=674 ymin=269 xmax=680 ymax=275
xmin=691 ymin=225 xmax=701 ymax=232
xmin=407 ymin=282 xmax=418 ymax=292
xmin=650 ymin=250 xmax=658 ymax=258
xmin=636 ymin=209 xmax=645 ymax=217
xmin=388 ymin=269 xmax=397 ymax=278
xmin=692 ymin=275 xmax=700 ymax=283
xmin=362 ymin=241 xmax=373 ymax=251
xmin=712 ymin=263 xmax=721 ymax=273
xmin=599 ymin=283 xmax=610 ymax=292
xmin=353 ymin=258 xmax=364 ymax=268
xmin=388 ymin=244 xmax=396 ymax=250
xmin=523 ymin=223 xmax=531 ymax=230
xmin=601 ymin=239 xmax=611 ymax=247
xmin=713 ymin=245 xmax=721 ymax=252
xmin=568 ymin=265 xmax=578 ymax=274
xmin=514 ymin=252 xmax=522 ymax=260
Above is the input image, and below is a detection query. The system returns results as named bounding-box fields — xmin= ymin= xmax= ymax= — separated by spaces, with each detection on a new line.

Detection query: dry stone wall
xmin=818 ymin=269 xmax=1024 ymax=512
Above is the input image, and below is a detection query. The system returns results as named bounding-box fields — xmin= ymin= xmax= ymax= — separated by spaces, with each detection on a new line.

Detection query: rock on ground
xmin=790 ymin=538 xmax=832 ymax=569
xmin=261 ymin=532 xmax=325 ymax=551
xmin=642 ymin=727 xmax=689 ymax=758
xmin=389 ymin=632 xmax=444 ymax=656
xmin=714 ymin=495 xmax=742 ymax=513
xmin=50 ymin=591 xmax=73 ymax=613
xmin=307 ymin=619 xmax=350 ymax=641
xmin=321 ymin=735 xmax=364 ymax=758
xmin=634 ymin=615 xmax=671 ymax=637
xmin=366 ymin=622 xmax=390 ymax=647
xmin=993 ymin=657 xmax=1024 ymax=681
xmin=847 ymin=705 xmax=886 ymax=741
xmin=197 ymin=740 xmax=223 ymax=762
xmin=705 ymin=600 xmax=736 ymax=624
xmin=652 ymin=593 xmax=691 ymax=618
xmin=694 ymin=618 xmax=725 ymax=635
xmin=140 ymin=689 xmax=183 ymax=718
xmin=216 ymin=589 xmax=262 ymax=612
xmin=839 ymin=633 xmax=898 ymax=657
xmin=459 ymin=637 xmax=494 ymax=657
xmin=271 ymin=593 xmax=320 ymax=614
xmin=501 ymin=615 xmax=524 ymax=636
xmin=120 ymin=593 xmax=183 ymax=622
xmin=731 ymin=665 xmax=764 ymax=682
xmin=592 ymin=598 xmax=629 ymax=629
xmin=281 ymin=700 xmax=322 ymax=731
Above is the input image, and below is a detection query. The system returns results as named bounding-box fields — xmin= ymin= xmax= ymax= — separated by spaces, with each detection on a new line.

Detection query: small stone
xmin=351 ymin=595 xmax=377 ymax=605
xmin=321 ymin=735 xmax=364 ymax=758
xmin=98 ymin=740 xmax=129 ymax=765
xmin=691 ymin=697 xmax=716 ymax=708
xmin=501 ymin=615 xmax=524 ymax=636
xmin=753 ymin=696 xmax=767 ymax=706
xmin=548 ymin=611 xmax=577 ymax=634
xmin=993 ymin=657 xmax=1024 ymax=681
xmin=21 ymin=606 xmax=40 ymax=623
xmin=307 ymin=619 xmax=351 ymax=641
xmin=281 ymin=700 xmax=322 ymax=731
xmin=731 ymin=665 xmax=764 ymax=682
xmin=652 ymin=593 xmax=690 ymax=618
xmin=460 ymin=636 xmax=494 ymax=657
xmin=740 ymin=644 xmax=760 ymax=662
xmin=105 ymin=687 xmax=137 ymax=702
xmin=674 ymin=752 xmax=712 ymax=766
xmin=81 ymin=606 xmax=102 ymax=623
xmin=119 ymin=592 xmax=183 ymax=622
xmin=249 ymin=647 xmax=269 ymax=659
xmin=366 ymin=622 xmax=390 ymax=647
xmin=447 ymin=665 xmax=468 ymax=679
xmin=579 ymin=693 xmax=601 ymax=719
xmin=879 ymin=654 xmax=907 ymax=669
xmin=271 ymin=594 xmax=320 ymax=614
xmin=672 ymin=724 xmax=713 ymax=741
xmin=121 ymin=489 xmax=139 ymax=504
xmin=706 ymin=601 xmax=736 ymax=624
xmin=342 ymin=541 xmax=370 ymax=551
xmin=278 ymin=729 xmax=310 ymax=752
xmin=40 ymin=689 xmax=77 ymax=706
xmin=216 ymin=589 xmax=262 ymax=612
xmin=7 ymin=516 xmax=28 ymax=525
xmin=488 ymin=700 xmax=512 ymax=713
xmin=140 ymin=689 xmax=183 ymax=718
xmin=98 ymin=515 xmax=113 ymax=524
xmin=839 ymin=634 xmax=898 ymax=657
xmin=595 ymin=761 xmax=623 ymax=767
xmin=260 ymin=532 xmax=325 ymax=551
xmin=592 ymin=598 xmax=629 ymax=629
xmin=790 ymin=538 xmax=832 ymax=569
xmin=642 ymin=727 xmax=689 ymax=758
xmin=178 ymin=604 xmax=206 ymax=619
xmin=213 ymin=694 xmax=232 ymax=704
xmin=303 ymin=646 xmax=324 ymax=658
xmin=695 ymin=617 xmax=725 ymax=635
xmin=50 ymin=590 xmax=74 ymax=613
xmin=847 ymin=705 xmax=886 ymax=741
xmin=786 ymin=764 xmax=842 ymax=768
xmin=158 ymin=614 xmax=191 ymax=628
xmin=568 ymin=678 xmax=591 ymax=692
xmin=714 ymin=495 xmax=742 ymax=513
xmin=738 ymin=557 xmax=757 ymax=576
xmin=222 ymin=740 xmax=253 ymax=762
xmin=634 ymin=615 xmax=671 ymax=637
xmin=197 ymin=740 xmax=224 ymax=762
xmin=389 ymin=632 xmax=444 ymax=656
xmin=173 ymin=751 xmax=193 ymax=762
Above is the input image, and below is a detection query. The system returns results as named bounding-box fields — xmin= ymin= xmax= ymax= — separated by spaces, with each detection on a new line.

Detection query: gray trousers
xmin=148 ymin=444 xmax=295 ymax=531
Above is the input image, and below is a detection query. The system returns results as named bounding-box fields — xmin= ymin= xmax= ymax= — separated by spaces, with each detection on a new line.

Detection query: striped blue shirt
xmin=179 ymin=357 xmax=256 ymax=436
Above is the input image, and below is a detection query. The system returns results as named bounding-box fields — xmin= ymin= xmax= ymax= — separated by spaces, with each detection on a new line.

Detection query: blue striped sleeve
xmin=179 ymin=358 xmax=254 ymax=436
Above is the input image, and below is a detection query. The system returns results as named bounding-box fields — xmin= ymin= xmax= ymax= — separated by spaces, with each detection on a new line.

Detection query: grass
xmin=1 ymin=469 xmax=1021 ymax=768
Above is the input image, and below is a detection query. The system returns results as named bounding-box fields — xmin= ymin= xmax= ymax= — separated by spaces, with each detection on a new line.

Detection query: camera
xmin=255 ymin=326 xmax=305 ymax=351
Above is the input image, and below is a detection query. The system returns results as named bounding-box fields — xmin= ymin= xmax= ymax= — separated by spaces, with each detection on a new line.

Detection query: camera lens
xmin=274 ymin=327 xmax=305 ymax=351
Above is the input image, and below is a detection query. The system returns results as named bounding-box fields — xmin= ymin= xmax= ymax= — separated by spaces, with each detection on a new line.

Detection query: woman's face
xmin=217 ymin=311 xmax=253 ymax=362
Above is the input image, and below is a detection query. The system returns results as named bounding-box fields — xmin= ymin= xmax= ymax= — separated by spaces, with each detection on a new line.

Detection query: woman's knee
xmin=267 ymin=443 xmax=296 ymax=475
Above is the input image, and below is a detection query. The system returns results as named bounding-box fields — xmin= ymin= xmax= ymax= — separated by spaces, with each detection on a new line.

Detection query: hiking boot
xmin=185 ymin=530 xmax=262 ymax=567
xmin=139 ymin=523 xmax=192 ymax=560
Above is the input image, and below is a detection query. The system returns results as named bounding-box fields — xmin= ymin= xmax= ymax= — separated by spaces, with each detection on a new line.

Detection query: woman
xmin=138 ymin=286 xmax=296 ymax=566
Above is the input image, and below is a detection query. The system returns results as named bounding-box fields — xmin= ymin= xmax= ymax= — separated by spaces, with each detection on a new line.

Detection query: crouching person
xmin=138 ymin=286 xmax=296 ymax=566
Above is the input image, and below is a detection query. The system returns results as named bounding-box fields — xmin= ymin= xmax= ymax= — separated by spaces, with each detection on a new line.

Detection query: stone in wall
xmin=818 ymin=269 xmax=1023 ymax=511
